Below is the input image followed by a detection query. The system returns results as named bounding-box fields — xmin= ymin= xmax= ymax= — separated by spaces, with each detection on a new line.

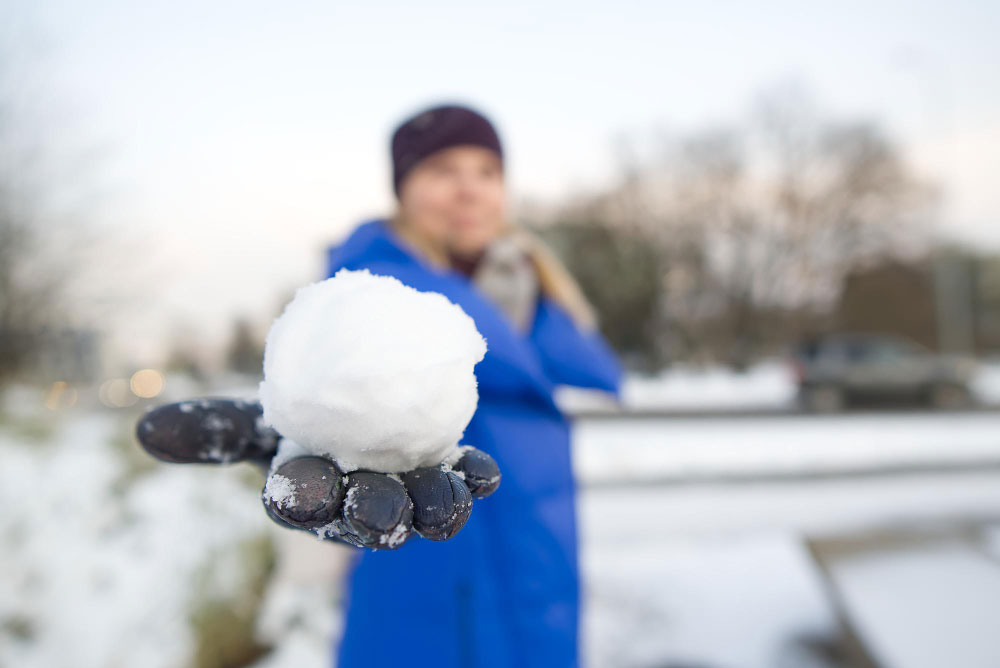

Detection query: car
xmin=791 ymin=333 xmax=978 ymax=412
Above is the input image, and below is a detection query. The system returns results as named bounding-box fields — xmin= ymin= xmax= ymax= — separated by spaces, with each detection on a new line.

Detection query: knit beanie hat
xmin=390 ymin=103 xmax=504 ymax=197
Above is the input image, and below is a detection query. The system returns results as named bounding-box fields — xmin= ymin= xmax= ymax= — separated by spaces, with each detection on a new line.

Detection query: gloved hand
xmin=134 ymin=397 xmax=500 ymax=550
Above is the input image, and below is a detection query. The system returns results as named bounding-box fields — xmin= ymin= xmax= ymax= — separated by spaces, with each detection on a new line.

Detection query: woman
xmin=325 ymin=103 xmax=623 ymax=667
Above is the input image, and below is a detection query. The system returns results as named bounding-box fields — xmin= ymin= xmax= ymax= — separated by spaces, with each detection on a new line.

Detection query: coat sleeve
xmin=529 ymin=296 xmax=624 ymax=397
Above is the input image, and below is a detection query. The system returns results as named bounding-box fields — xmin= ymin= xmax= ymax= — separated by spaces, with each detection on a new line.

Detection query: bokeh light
xmin=130 ymin=369 xmax=164 ymax=398
xmin=99 ymin=378 xmax=138 ymax=407
xmin=44 ymin=381 xmax=78 ymax=410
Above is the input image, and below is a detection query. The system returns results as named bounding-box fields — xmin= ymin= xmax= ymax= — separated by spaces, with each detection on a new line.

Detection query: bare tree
xmin=666 ymin=84 xmax=937 ymax=364
xmin=0 ymin=29 xmax=116 ymax=384
xmin=532 ymin=81 xmax=940 ymax=367
xmin=532 ymin=214 xmax=666 ymax=371
xmin=225 ymin=317 xmax=264 ymax=376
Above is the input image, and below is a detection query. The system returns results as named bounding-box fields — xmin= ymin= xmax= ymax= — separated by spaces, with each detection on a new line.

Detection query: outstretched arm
xmin=135 ymin=398 xmax=500 ymax=550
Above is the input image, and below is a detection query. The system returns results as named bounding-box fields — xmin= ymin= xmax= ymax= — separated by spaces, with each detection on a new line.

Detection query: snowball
xmin=258 ymin=268 xmax=487 ymax=473
xmin=267 ymin=437 xmax=312 ymax=476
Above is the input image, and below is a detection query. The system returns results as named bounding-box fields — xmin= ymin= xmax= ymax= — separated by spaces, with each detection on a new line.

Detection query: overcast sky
xmin=5 ymin=0 xmax=999 ymax=368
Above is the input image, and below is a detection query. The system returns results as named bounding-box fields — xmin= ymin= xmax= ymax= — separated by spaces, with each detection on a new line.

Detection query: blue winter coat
xmin=323 ymin=218 xmax=623 ymax=668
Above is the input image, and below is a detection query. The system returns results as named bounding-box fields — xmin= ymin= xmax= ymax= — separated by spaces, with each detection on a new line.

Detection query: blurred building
xmin=836 ymin=251 xmax=1000 ymax=355
xmin=973 ymin=256 xmax=1000 ymax=352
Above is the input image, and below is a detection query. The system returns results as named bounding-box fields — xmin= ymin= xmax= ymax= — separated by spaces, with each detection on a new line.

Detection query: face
xmin=397 ymin=144 xmax=506 ymax=257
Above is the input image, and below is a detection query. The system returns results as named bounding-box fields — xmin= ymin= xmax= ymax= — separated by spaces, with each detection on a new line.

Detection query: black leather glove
xmin=135 ymin=398 xmax=501 ymax=550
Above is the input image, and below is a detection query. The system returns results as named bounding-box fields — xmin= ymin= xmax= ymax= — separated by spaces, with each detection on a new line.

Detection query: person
xmin=324 ymin=103 xmax=623 ymax=667
xmin=134 ymin=102 xmax=624 ymax=667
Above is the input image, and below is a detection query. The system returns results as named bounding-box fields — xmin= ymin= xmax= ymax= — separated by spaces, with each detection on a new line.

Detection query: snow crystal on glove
xmin=263 ymin=473 xmax=297 ymax=509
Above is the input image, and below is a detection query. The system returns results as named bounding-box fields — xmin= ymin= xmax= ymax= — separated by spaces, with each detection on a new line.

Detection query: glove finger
xmin=261 ymin=492 xmax=356 ymax=546
xmin=262 ymin=493 xmax=309 ymax=531
xmin=135 ymin=398 xmax=279 ymax=465
xmin=451 ymin=446 xmax=501 ymax=498
xmin=334 ymin=472 xmax=414 ymax=550
xmin=401 ymin=467 xmax=473 ymax=540
xmin=262 ymin=456 xmax=345 ymax=530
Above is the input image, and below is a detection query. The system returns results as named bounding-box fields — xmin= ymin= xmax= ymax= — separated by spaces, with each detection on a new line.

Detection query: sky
xmin=5 ymin=0 xmax=999 ymax=369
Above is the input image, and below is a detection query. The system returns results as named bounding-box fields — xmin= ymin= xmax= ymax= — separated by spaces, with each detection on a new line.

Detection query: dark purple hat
xmin=390 ymin=103 xmax=504 ymax=197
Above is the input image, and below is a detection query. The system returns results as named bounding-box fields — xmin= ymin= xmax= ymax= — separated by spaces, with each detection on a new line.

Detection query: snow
xmin=582 ymin=532 xmax=838 ymax=668
xmin=580 ymin=472 xmax=1000 ymax=543
xmin=263 ymin=473 xmax=298 ymax=509
xmin=580 ymin=472 xmax=1000 ymax=668
xmin=0 ymin=409 xmax=271 ymax=668
xmin=574 ymin=410 xmax=1000 ymax=666
xmin=441 ymin=445 xmax=472 ymax=480
xmin=984 ymin=524 xmax=1000 ymax=559
xmin=378 ymin=521 xmax=410 ymax=548
xmin=312 ymin=518 xmax=342 ymax=541
xmin=826 ymin=541 xmax=1000 ymax=668
xmin=268 ymin=437 xmax=312 ymax=475
xmin=7 ymin=370 xmax=1000 ymax=668
xmin=258 ymin=268 xmax=487 ymax=473
xmin=251 ymin=532 xmax=352 ymax=668
xmin=574 ymin=412 xmax=1000 ymax=485
xmin=342 ymin=485 xmax=359 ymax=512
xmin=557 ymin=358 xmax=1000 ymax=414
xmin=622 ymin=360 xmax=798 ymax=411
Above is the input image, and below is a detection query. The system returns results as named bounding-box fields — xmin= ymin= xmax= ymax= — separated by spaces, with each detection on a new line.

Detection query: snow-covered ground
xmin=554 ymin=360 xmax=799 ymax=413
xmin=826 ymin=540 xmax=1000 ymax=668
xmin=574 ymin=411 xmax=1000 ymax=484
xmin=4 ymin=386 xmax=1000 ymax=668
xmin=557 ymin=358 xmax=1000 ymax=413
xmin=621 ymin=360 xmax=799 ymax=411
xmin=582 ymin=531 xmax=839 ymax=668
xmin=0 ymin=410 xmax=274 ymax=668
xmin=581 ymin=475 xmax=1000 ymax=668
